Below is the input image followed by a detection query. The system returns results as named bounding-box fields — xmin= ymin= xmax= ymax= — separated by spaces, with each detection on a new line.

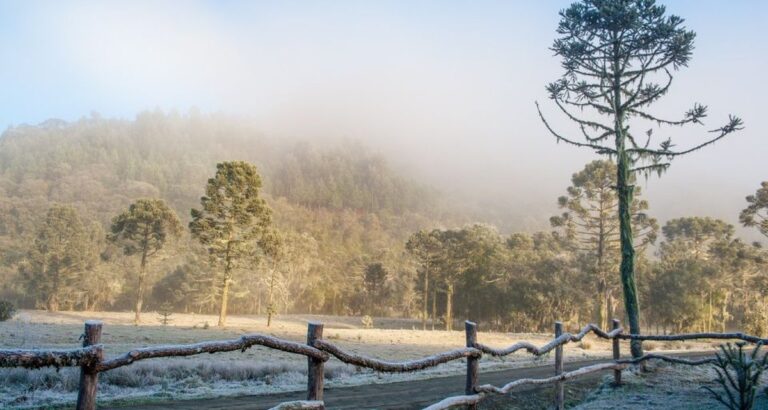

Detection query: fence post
xmin=307 ymin=322 xmax=325 ymax=405
xmin=76 ymin=320 xmax=103 ymax=410
xmin=612 ymin=319 xmax=622 ymax=386
xmin=465 ymin=321 xmax=479 ymax=409
xmin=554 ymin=321 xmax=564 ymax=410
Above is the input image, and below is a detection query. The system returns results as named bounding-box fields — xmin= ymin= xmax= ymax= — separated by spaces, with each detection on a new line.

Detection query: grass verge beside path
xmin=573 ymin=362 xmax=768 ymax=409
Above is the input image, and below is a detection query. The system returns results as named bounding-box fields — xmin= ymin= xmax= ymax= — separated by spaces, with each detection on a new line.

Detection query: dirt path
xmin=106 ymin=353 xmax=706 ymax=410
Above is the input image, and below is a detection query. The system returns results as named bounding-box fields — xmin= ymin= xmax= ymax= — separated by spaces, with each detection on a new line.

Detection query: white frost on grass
xmin=0 ymin=310 xmax=717 ymax=409
xmin=574 ymin=362 xmax=768 ymax=410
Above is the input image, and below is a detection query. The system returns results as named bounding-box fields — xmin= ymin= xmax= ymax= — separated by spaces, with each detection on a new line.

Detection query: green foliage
xmin=740 ymin=181 xmax=768 ymax=239
xmin=109 ymin=199 xmax=182 ymax=258
xmin=269 ymin=142 xmax=435 ymax=213
xmin=649 ymin=218 xmax=768 ymax=334
xmin=662 ymin=217 xmax=734 ymax=245
xmin=406 ymin=229 xmax=443 ymax=329
xmin=0 ymin=300 xmax=15 ymax=321
xmin=190 ymin=161 xmax=274 ymax=327
xmin=151 ymin=262 xmax=213 ymax=313
xmin=362 ymin=262 xmax=389 ymax=315
xmin=157 ymin=302 xmax=174 ymax=326
xmin=704 ymin=342 xmax=768 ymax=410
xmin=0 ymin=113 xmax=442 ymax=317
xmin=541 ymin=0 xmax=742 ymax=357
xmin=19 ymin=205 xmax=99 ymax=311
xmin=550 ymin=160 xmax=658 ymax=329
xmin=109 ymin=198 xmax=182 ymax=323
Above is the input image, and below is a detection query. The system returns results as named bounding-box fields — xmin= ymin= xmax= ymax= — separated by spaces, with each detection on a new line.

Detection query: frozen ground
xmin=0 ymin=310 xmax=714 ymax=409
xmin=573 ymin=361 xmax=768 ymax=409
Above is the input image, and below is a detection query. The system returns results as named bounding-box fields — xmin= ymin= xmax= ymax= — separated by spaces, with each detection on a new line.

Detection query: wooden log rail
xmin=0 ymin=346 xmax=101 ymax=368
xmin=98 ymin=334 xmax=328 ymax=372
xmin=0 ymin=319 xmax=765 ymax=410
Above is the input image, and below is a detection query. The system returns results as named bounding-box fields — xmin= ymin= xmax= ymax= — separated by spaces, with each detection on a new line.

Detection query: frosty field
xmin=0 ymin=310 xmax=713 ymax=409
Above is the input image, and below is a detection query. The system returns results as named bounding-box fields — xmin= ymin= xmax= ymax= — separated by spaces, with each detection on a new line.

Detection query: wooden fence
xmin=1 ymin=319 xmax=766 ymax=410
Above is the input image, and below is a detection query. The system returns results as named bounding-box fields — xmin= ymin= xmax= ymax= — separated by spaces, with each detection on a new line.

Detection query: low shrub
xmin=703 ymin=342 xmax=768 ymax=410
xmin=0 ymin=300 xmax=16 ymax=322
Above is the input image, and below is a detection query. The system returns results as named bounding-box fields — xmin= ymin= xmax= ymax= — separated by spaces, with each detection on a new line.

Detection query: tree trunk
xmin=721 ymin=293 xmax=729 ymax=333
xmin=48 ymin=267 xmax=59 ymax=312
xmin=617 ymin=154 xmax=642 ymax=357
xmin=607 ymin=292 xmax=616 ymax=324
xmin=219 ymin=236 xmax=234 ymax=328
xmin=134 ymin=249 xmax=148 ymax=325
xmin=596 ymin=200 xmax=607 ymax=331
xmin=47 ymin=294 xmax=59 ymax=312
xmin=267 ymin=267 xmax=276 ymax=327
xmin=431 ymin=288 xmax=436 ymax=331
xmin=422 ymin=264 xmax=429 ymax=331
xmin=707 ymin=292 xmax=713 ymax=332
xmin=445 ymin=282 xmax=454 ymax=331
xmin=596 ymin=279 xmax=607 ymax=330
xmin=218 ymin=274 xmax=230 ymax=327
xmin=613 ymin=46 xmax=642 ymax=357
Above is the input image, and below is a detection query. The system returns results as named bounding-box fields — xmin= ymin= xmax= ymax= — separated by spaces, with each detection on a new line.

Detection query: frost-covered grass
xmin=0 ymin=310 xmax=715 ymax=409
xmin=574 ymin=361 xmax=768 ymax=409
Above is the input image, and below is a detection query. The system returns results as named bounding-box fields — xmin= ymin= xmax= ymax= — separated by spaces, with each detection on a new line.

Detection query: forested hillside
xmin=0 ymin=111 xmax=452 ymax=317
xmin=0 ymin=111 xmax=766 ymax=336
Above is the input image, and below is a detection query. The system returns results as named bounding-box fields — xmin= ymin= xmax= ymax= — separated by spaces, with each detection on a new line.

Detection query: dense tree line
xmin=0 ymin=113 xmax=447 ymax=321
xmin=0 ymin=114 xmax=764 ymax=336
xmin=404 ymin=175 xmax=767 ymax=335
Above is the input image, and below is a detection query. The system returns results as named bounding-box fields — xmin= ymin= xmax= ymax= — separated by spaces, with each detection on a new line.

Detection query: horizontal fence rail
xmin=1 ymin=319 xmax=766 ymax=410
xmin=99 ymin=334 xmax=328 ymax=372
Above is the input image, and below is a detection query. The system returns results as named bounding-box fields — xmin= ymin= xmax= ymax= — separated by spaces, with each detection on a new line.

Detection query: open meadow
xmin=0 ymin=310 xmax=718 ymax=409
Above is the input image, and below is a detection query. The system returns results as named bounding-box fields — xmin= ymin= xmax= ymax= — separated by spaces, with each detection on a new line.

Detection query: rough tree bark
xmin=134 ymin=247 xmax=147 ymax=325
xmin=445 ymin=283 xmax=454 ymax=331
xmin=422 ymin=262 xmax=429 ymax=331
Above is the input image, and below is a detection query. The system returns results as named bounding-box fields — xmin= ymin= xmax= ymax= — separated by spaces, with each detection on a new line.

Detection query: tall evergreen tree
xmin=551 ymin=160 xmax=657 ymax=329
xmin=363 ymin=262 xmax=389 ymax=316
xmin=20 ymin=205 xmax=95 ymax=311
xmin=109 ymin=198 xmax=182 ymax=324
xmin=538 ymin=0 xmax=743 ymax=357
xmin=260 ymin=228 xmax=283 ymax=327
xmin=406 ymin=229 xmax=442 ymax=330
xmin=740 ymin=181 xmax=768 ymax=240
xmin=189 ymin=161 xmax=273 ymax=327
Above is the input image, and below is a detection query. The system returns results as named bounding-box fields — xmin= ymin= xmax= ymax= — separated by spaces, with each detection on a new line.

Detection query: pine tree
xmin=189 ymin=161 xmax=273 ymax=327
xmin=551 ymin=160 xmax=658 ymax=329
xmin=740 ymin=181 xmax=768 ymax=239
xmin=109 ymin=199 xmax=182 ymax=324
xmin=406 ymin=230 xmax=442 ymax=330
xmin=157 ymin=302 xmax=174 ymax=326
xmin=538 ymin=0 xmax=743 ymax=357
xmin=21 ymin=205 xmax=95 ymax=311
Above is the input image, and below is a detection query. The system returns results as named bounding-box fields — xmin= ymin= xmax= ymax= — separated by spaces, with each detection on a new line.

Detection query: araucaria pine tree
xmin=190 ymin=161 xmax=273 ymax=327
xmin=109 ymin=199 xmax=182 ymax=324
xmin=551 ymin=160 xmax=658 ymax=330
xmin=538 ymin=0 xmax=743 ymax=357
xmin=740 ymin=181 xmax=768 ymax=239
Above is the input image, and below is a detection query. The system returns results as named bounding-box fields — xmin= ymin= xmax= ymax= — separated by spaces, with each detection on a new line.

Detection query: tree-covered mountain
xmin=0 ymin=111 xmax=453 ymax=315
xmin=0 ymin=111 xmax=439 ymax=222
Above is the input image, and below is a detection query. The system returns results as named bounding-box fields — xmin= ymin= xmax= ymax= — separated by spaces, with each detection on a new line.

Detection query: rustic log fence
xmin=1 ymin=319 xmax=766 ymax=410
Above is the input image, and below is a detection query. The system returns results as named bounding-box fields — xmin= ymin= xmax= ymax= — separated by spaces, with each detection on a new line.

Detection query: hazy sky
xmin=1 ymin=0 xmax=766 ymax=241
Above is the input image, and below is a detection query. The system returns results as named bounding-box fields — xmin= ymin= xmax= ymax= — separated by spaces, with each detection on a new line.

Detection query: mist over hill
xmin=0 ymin=111 xmax=474 ymax=312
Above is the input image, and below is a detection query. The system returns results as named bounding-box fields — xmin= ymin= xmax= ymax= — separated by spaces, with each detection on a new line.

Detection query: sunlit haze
xmin=1 ymin=0 xmax=765 ymax=240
